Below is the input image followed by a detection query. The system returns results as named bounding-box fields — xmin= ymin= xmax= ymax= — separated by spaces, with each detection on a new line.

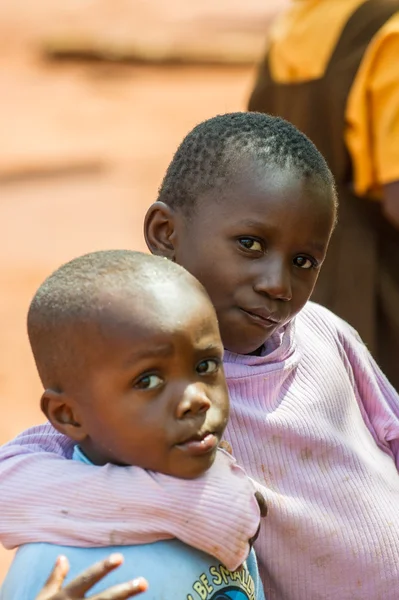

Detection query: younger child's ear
xmin=41 ymin=389 xmax=86 ymax=443
xmin=144 ymin=201 xmax=177 ymax=260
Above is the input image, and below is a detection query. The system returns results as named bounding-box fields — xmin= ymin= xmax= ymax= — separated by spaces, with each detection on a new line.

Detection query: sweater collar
xmin=223 ymin=317 xmax=299 ymax=370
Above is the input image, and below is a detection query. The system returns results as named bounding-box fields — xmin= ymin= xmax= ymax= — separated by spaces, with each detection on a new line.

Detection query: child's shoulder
xmin=297 ymin=301 xmax=362 ymax=346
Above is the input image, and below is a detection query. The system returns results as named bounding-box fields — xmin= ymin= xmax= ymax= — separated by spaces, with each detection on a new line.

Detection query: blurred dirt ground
xmin=0 ymin=0 xmax=282 ymax=582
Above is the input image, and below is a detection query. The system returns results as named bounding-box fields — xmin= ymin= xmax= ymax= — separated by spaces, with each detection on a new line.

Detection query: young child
xmin=1 ymin=112 xmax=399 ymax=600
xmin=0 ymin=250 xmax=264 ymax=600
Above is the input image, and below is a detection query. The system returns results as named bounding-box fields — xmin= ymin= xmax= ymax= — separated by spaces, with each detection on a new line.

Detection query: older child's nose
xmin=253 ymin=260 xmax=292 ymax=301
xmin=175 ymin=384 xmax=212 ymax=419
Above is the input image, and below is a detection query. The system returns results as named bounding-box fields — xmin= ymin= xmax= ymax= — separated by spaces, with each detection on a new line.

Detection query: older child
xmin=0 ymin=250 xmax=264 ymax=600
xmin=1 ymin=113 xmax=399 ymax=600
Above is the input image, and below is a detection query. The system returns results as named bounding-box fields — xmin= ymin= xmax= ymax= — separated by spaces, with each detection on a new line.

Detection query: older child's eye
xmin=238 ymin=238 xmax=263 ymax=252
xmin=293 ymin=255 xmax=316 ymax=270
xmin=134 ymin=374 xmax=163 ymax=390
xmin=196 ymin=359 xmax=220 ymax=375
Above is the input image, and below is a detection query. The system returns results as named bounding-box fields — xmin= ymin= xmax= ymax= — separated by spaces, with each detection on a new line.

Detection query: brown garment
xmin=249 ymin=0 xmax=399 ymax=389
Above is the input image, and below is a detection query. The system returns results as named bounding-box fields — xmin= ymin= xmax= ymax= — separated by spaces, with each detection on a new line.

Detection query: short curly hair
xmin=157 ymin=112 xmax=337 ymax=212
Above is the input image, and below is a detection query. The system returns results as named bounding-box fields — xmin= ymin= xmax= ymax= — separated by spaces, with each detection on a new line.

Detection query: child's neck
xmin=247 ymin=345 xmax=264 ymax=357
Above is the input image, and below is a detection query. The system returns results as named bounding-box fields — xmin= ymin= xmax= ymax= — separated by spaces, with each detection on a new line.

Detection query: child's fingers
xmin=36 ymin=556 xmax=70 ymax=599
xmin=90 ymin=578 xmax=148 ymax=600
xmin=63 ymin=554 xmax=124 ymax=597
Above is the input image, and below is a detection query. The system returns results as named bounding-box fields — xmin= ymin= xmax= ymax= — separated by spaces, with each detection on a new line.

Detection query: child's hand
xmin=36 ymin=554 xmax=148 ymax=600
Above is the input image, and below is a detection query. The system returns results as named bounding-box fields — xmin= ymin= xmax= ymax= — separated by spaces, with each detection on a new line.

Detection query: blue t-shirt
xmin=0 ymin=448 xmax=265 ymax=600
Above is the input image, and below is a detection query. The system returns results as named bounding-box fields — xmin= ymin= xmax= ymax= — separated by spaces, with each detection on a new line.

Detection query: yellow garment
xmin=268 ymin=0 xmax=399 ymax=198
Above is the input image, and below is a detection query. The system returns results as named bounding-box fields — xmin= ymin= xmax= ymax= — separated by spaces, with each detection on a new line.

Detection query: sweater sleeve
xmin=339 ymin=325 xmax=399 ymax=469
xmin=0 ymin=423 xmax=261 ymax=571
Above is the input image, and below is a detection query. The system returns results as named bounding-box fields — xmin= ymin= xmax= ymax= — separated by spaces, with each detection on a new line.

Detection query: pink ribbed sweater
xmin=1 ymin=302 xmax=399 ymax=600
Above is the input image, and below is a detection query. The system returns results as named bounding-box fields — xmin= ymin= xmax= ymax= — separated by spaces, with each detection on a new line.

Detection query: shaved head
xmin=28 ymin=250 xmax=207 ymax=390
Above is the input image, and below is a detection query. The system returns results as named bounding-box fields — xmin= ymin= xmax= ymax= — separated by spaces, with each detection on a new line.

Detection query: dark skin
xmin=41 ymin=276 xmax=230 ymax=479
xmin=145 ymin=166 xmax=336 ymax=355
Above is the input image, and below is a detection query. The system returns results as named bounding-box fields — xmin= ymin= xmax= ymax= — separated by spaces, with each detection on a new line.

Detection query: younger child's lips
xmin=175 ymin=432 xmax=218 ymax=456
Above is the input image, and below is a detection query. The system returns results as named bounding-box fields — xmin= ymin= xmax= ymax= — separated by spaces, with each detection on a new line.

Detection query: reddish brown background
xmin=0 ymin=0 xmax=283 ymax=581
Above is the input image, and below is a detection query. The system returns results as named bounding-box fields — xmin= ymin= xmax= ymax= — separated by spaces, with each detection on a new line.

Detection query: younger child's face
xmin=64 ymin=278 xmax=229 ymax=479
xmin=147 ymin=167 xmax=335 ymax=354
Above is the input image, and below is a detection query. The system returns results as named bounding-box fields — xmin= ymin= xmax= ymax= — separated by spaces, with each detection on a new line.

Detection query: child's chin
xmin=172 ymin=452 xmax=217 ymax=480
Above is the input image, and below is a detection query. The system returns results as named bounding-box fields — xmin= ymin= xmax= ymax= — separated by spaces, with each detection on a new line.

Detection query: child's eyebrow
xmin=240 ymin=218 xmax=327 ymax=255
xmin=240 ymin=218 xmax=266 ymax=230
xmin=193 ymin=342 xmax=224 ymax=355
xmin=307 ymin=242 xmax=328 ymax=255
xmin=123 ymin=344 xmax=174 ymax=366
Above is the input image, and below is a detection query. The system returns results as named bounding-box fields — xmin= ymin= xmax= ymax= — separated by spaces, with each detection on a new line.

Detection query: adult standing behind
xmin=249 ymin=0 xmax=399 ymax=389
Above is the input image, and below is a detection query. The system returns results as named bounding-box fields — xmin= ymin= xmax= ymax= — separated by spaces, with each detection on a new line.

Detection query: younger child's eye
xmin=293 ymin=255 xmax=316 ymax=270
xmin=134 ymin=374 xmax=163 ymax=390
xmin=238 ymin=238 xmax=263 ymax=252
xmin=196 ymin=359 xmax=220 ymax=375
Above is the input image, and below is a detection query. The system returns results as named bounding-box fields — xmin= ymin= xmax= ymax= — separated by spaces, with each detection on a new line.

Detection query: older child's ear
xmin=144 ymin=201 xmax=176 ymax=260
xmin=41 ymin=389 xmax=86 ymax=443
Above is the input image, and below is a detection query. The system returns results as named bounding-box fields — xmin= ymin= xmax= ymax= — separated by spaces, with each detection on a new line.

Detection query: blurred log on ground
xmin=0 ymin=159 xmax=106 ymax=184
xmin=37 ymin=0 xmax=281 ymax=65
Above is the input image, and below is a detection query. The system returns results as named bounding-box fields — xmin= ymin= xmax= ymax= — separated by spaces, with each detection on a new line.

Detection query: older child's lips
xmin=240 ymin=307 xmax=281 ymax=328
xmin=175 ymin=433 xmax=218 ymax=456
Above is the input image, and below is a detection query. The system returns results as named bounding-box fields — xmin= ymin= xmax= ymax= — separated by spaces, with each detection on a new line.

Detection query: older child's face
xmin=69 ymin=279 xmax=229 ymax=478
xmin=148 ymin=167 xmax=335 ymax=355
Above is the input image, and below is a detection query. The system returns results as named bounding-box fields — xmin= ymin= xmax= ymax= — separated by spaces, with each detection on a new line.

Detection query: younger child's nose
xmin=175 ymin=384 xmax=211 ymax=419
